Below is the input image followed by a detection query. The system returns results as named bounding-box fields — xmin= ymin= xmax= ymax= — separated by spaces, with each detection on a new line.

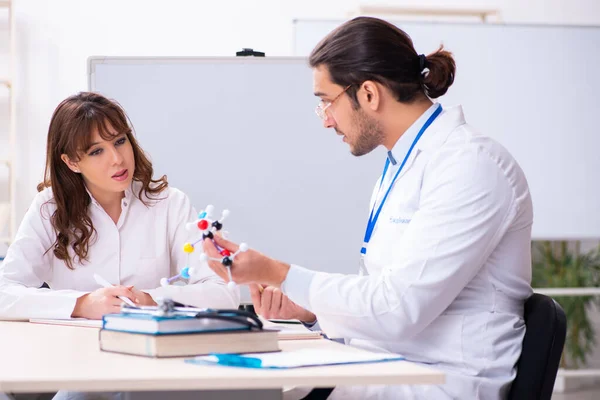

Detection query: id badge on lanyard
xmin=359 ymin=104 xmax=443 ymax=275
xmin=359 ymin=255 xmax=369 ymax=276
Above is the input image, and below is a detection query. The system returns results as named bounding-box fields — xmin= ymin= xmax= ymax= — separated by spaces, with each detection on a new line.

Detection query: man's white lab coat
xmin=283 ymin=104 xmax=533 ymax=399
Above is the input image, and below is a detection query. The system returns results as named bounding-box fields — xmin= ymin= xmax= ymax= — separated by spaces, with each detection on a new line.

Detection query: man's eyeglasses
xmin=315 ymin=85 xmax=352 ymax=121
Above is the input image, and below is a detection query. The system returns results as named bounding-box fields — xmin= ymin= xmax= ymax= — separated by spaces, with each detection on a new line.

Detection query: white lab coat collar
xmin=84 ymin=181 xmax=135 ymax=209
xmin=386 ymin=102 xmax=441 ymax=165
xmin=384 ymin=105 xmax=467 ymax=182
xmin=415 ymin=105 xmax=467 ymax=152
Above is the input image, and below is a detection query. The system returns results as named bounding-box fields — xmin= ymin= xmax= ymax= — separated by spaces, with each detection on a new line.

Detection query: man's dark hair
xmin=309 ymin=17 xmax=456 ymax=105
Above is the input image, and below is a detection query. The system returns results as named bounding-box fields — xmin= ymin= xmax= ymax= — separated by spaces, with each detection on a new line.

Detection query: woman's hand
xmin=71 ymin=286 xmax=137 ymax=320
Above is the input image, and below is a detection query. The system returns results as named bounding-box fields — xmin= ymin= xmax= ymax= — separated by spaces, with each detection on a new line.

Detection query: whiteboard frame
xmin=88 ymin=56 xmax=310 ymax=92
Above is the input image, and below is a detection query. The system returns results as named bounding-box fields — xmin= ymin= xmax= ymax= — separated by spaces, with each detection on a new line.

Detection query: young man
xmin=205 ymin=17 xmax=533 ymax=400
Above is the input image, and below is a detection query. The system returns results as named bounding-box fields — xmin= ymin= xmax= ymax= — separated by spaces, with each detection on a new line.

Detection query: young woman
xmin=0 ymin=92 xmax=239 ymax=320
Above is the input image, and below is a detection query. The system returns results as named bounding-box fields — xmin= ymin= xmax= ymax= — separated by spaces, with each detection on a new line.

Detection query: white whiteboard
xmin=294 ymin=19 xmax=600 ymax=240
xmin=88 ymin=57 xmax=383 ymax=287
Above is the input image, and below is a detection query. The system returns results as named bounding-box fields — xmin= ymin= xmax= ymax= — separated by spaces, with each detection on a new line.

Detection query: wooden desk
xmin=0 ymin=321 xmax=444 ymax=399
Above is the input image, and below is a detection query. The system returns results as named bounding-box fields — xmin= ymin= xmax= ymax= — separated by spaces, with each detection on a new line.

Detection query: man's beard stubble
xmin=349 ymin=108 xmax=385 ymax=157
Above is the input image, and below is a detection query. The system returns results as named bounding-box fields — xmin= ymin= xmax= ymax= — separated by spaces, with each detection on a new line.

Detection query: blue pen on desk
xmin=211 ymin=353 xmax=263 ymax=368
xmin=93 ymin=273 xmax=138 ymax=308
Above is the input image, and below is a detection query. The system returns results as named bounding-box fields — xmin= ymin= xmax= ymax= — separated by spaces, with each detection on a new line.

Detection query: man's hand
xmin=202 ymin=235 xmax=290 ymax=287
xmin=250 ymin=284 xmax=316 ymax=323
xmin=71 ymin=286 xmax=136 ymax=320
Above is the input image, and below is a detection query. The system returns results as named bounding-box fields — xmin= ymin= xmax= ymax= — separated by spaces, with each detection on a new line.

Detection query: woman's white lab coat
xmin=283 ymin=105 xmax=533 ymax=399
xmin=0 ymin=181 xmax=240 ymax=320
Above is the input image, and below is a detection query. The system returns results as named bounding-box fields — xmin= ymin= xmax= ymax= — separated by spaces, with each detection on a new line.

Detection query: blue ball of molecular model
xmin=160 ymin=205 xmax=248 ymax=290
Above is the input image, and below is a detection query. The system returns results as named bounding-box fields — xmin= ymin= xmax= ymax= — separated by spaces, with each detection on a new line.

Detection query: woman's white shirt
xmin=0 ymin=181 xmax=240 ymax=320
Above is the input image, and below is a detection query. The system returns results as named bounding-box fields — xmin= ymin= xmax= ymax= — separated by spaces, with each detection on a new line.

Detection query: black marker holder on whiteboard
xmin=236 ymin=48 xmax=265 ymax=57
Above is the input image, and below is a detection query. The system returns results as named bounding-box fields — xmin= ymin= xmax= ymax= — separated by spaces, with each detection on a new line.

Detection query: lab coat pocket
xmin=460 ymin=313 xmax=492 ymax=376
xmin=132 ymin=254 xmax=171 ymax=289
xmin=137 ymin=226 xmax=168 ymax=261
xmin=138 ymin=233 xmax=158 ymax=259
xmin=368 ymin=212 xmax=413 ymax=266
xmin=408 ymin=314 xmax=464 ymax=368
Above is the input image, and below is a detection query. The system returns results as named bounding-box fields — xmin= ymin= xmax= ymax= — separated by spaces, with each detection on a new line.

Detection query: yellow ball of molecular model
xmin=160 ymin=205 xmax=248 ymax=290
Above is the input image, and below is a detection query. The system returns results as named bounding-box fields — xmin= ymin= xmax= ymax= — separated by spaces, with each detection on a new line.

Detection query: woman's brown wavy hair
xmin=37 ymin=92 xmax=168 ymax=269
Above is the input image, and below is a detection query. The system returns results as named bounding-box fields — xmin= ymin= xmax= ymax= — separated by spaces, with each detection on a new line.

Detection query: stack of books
xmin=99 ymin=311 xmax=280 ymax=358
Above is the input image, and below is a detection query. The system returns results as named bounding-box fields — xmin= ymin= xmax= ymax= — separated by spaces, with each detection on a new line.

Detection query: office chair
xmin=508 ymin=293 xmax=567 ymax=400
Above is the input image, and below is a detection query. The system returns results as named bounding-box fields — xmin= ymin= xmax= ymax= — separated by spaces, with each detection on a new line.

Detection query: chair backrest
xmin=508 ymin=293 xmax=567 ymax=400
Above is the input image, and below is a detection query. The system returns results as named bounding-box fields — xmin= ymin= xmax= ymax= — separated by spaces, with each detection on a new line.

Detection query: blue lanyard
xmin=361 ymin=104 xmax=443 ymax=255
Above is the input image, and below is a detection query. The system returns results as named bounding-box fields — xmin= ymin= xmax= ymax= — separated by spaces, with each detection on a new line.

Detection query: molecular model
xmin=160 ymin=205 xmax=249 ymax=290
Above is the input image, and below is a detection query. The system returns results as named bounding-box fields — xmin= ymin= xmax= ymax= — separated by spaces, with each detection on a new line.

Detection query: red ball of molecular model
xmin=160 ymin=205 xmax=248 ymax=290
